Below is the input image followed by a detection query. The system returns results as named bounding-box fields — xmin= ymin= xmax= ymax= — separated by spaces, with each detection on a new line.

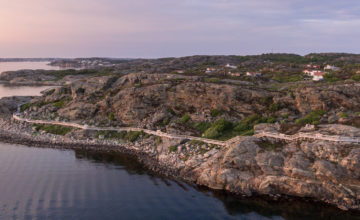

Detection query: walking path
xmin=255 ymin=131 xmax=360 ymax=144
xmin=12 ymin=114 xmax=360 ymax=146
xmin=12 ymin=114 xmax=228 ymax=146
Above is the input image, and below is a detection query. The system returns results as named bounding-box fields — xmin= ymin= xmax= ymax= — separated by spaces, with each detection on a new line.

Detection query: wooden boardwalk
xmin=13 ymin=114 xmax=360 ymax=146
xmin=13 ymin=114 xmax=227 ymax=146
xmin=255 ymin=131 xmax=360 ymax=144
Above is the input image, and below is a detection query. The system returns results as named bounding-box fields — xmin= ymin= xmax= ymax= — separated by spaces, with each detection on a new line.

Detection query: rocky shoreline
xmin=0 ymin=113 xmax=359 ymax=212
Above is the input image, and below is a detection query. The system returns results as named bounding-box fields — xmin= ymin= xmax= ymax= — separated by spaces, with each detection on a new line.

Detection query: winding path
xmin=12 ymin=114 xmax=360 ymax=146
xmin=12 ymin=114 xmax=228 ymax=146
xmin=255 ymin=131 xmax=360 ymax=144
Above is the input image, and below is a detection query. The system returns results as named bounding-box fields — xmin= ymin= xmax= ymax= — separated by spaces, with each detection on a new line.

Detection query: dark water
xmin=0 ymin=143 xmax=359 ymax=220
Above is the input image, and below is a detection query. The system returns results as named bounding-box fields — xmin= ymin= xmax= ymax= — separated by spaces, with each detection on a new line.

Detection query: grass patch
xmin=108 ymin=112 xmax=115 ymax=121
xmin=169 ymin=145 xmax=177 ymax=153
xmin=20 ymin=103 xmax=32 ymax=112
xmin=180 ymin=114 xmax=191 ymax=124
xmin=162 ymin=117 xmax=170 ymax=126
xmin=203 ymin=118 xmax=233 ymax=139
xmin=52 ymin=98 xmax=71 ymax=108
xmin=126 ymin=131 xmax=143 ymax=142
xmin=324 ymin=73 xmax=341 ymax=82
xmin=34 ymin=124 xmax=72 ymax=136
xmin=210 ymin=109 xmax=222 ymax=117
xmin=191 ymin=121 xmax=212 ymax=133
xmin=339 ymin=112 xmax=349 ymax=118
xmin=295 ymin=110 xmax=325 ymax=125
xmin=95 ymin=130 xmax=144 ymax=142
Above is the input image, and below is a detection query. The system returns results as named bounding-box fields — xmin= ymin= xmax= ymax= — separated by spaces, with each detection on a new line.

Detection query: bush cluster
xmin=295 ymin=110 xmax=325 ymax=125
xmin=34 ymin=124 xmax=72 ymax=136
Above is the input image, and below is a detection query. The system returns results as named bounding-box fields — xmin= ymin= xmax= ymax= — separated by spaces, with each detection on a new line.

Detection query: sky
xmin=0 ymin=0 xmax=360 ymax=58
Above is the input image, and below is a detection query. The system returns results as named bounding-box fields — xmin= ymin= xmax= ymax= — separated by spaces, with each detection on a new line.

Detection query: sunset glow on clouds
xmin=0 ymin=0 xmax=360 ymax=57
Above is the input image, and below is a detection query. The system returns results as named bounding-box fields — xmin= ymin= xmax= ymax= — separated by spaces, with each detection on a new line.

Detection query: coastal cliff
xmin=1 ymin=94 xmax=359 ymax=211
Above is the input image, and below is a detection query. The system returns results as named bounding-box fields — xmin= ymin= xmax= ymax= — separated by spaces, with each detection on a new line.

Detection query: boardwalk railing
xmin=12 ymin=114 xmax=227 ymax=146
xmin=12 ymin=114 xmax=360 ymax=146
xmin=255 ymin=131 xmax=360 ymax=144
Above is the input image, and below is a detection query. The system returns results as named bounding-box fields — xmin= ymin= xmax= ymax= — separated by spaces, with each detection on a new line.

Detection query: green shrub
xmin=34 ymin=124 xmax=72 ymax=136
xmin=282 ymin=113 xmax=290 ymax=119
xmin=210 ymin=109 xmax=222 ymax=117
xmin=203 ymin=127 xmax=220 ymax=139
xmin=167 ymin=108 xmax=176 ymax=115
xmin=339 ymin=112 xmax=349 ymax=118
xmin=204 ymin=78 xmax=220 ymax=83
xmin=352 ymin=74 xmax=360 ymax=81
xmin=234 ymin=114 xmax=261 ymax=132
xmin=180 ymin=114 xmax=191 ymax=123
xmin=108 ymin=112 xmax=115 ymax=121
xmin=126 ymin=131 xmax=143 ymax=142
xmin=295 ymin=110 xmax=325 ymax=125
xmin=169 ymin=145 xmax=177 ymax=152
xmin=52 ymin=98 xmax=71 ymax=108
xmin=192 ymin=121 xmax=212 ymax=133
xmin=20 ymin=103 xmax=32 ymax=112
xmin=203 ymin=118 xmax=232 ymax=139
xmin=162 ymin=117 xmax=170 ymax=126
xmin=324 ymin=73 xmax=340 ymax=82
xmin=269 ymin=103 xmax=280 ymax=112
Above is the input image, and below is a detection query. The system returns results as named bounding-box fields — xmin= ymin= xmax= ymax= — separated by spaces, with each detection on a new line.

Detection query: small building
xmin=324 ymin=65 xmax=340 ymax=71
xmin=228 ymin=72 xmax=241 ymax=77
xmin=175 ymin=70 xmax=185 ymax=74
xmin=312 ymin=71 xmax=325 ymax=81
xmin=303 ymin=70 xmax=311 ymax=75
xmin=246 ymin=72 xmax=262 ymax=77
xmin=225 ymin=64 xmax=237 ymax=69
xmin=304 ymin=70 xmax=325 ymax=78
xmin=205 ymin=67 xmax=216 ymax=74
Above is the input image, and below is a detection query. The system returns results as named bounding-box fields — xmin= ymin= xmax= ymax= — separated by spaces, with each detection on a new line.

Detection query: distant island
xmin=1 ymin=53 xmax=360 ymax=212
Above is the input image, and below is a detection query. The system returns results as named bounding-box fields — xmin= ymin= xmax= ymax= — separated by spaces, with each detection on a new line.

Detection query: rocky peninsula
xmin=1 ymin=54 xmax=360 ymax=212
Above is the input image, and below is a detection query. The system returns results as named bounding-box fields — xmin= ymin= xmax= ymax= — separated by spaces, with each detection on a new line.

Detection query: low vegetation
xmin=295 ymin=110 xmax=326 ymax=125
xmin=200 ymin=114 xmax=275 ymax=140
xmin=95 ymin=130 xmax=144 ymax=142
xmin=33 ymin=124 xmax=72 ymax=136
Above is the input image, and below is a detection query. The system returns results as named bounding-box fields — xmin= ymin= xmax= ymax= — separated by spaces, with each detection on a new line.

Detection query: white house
xmin=175 ymin=70 xmax=185 ymax=74
xmin=304 ymin=70 xmax=325 ymax=77
xmin=303 ymin=70 xmax=311 ymax=75
xmin=324 ymin=65 xmax=340 ymax=71
xmin=228 ymin=72 xmax=241 ymax=77
xmin=205 ymin=67 xmax=216 ymax=74
xmin=312 ymin=71 xmax=325 ymax=81
xmin=225 ymin=64 xmax=237 ymax=69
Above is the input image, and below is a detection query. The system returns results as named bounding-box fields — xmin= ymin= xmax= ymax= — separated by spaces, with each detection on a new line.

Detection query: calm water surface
xmin=0 ymin=62 xmax=61 ymax=74
xmin=0 ymin=85 xmax=54 ymax=99
xmin=0 ymin=143 xmax=358 ymax=220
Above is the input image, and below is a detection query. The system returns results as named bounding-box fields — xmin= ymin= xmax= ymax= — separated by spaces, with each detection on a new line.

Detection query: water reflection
xmin=73 ymin=149 xmax=360 ymax=220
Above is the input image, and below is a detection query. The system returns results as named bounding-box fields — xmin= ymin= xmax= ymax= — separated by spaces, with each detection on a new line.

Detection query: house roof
xmin=313 ymin=71 xmax=324 ymax=76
